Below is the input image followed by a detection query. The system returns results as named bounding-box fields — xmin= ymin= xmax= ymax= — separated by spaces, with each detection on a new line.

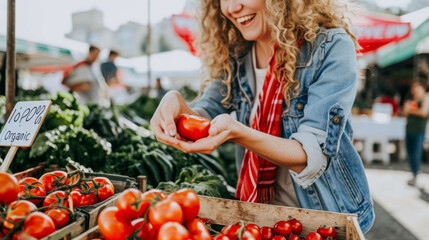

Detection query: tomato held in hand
xmin=176 ymin=114 xmax=210 ymax=141
xmin=187 ymin=218 xmax=211 ymax=240
xmin=18 ymin=177 xmax=46 ymax=205
xmin=289 ymin=219 xmax=303 ymax=235
xmin=157 ymin=222 xmax=190 ymax=240
xmin=317 ymin=226 xmax=337 ymax=240
xmin=167 ymin=188 xmax=199 ymax=223
xmin=273 ymin=221 xmax=292 ymax=237
xmin=260 ymin=227 xmax=273 ymax=240
xmin=39 ymin=171 xmax=69 ymax=192
xmin=305 ymin=232 xmax=322 ymax=240
xmin=148 ymin=199 xmax=183 ymax=230
xmin=23 ymin=212 xmax=56 ymax=239
xmin=98 ymin=207 xmax=133 ymax=240
xmin=0 ymin=172 xmax=19 ymax=204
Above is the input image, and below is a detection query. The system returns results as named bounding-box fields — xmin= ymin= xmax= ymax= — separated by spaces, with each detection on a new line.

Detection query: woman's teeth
xmin=237 ymin=14 xmax=256 ymax=24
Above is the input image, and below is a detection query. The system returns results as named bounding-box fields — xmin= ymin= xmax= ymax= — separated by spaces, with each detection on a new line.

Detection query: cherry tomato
xmin=46 ymin=208 xmax=70 ymax=229
xmin=317 ymin=226 xmax=337 ymax=240
xmin=176 ymin=114 xmax=210 ymax=141
xmin=168 ymin=189 xmax=199 ymax=223
xmin=289 ymin=219 xmax=303 ymax=235
xmin=87 ymin=177 xmax=115 ymax=202
xmin=156 ymin=222 xmax=190 ymax=240
xmin=133 ymin=219 xmax=157 ymax=240
xmin=260 ymin=226 xmax=273 ymax=240
xmin=23 ymin=212 xmax=56 ymax=239
xmin=272 ymin=236 xmax=286 ymax=240
xmin=39 ymin=171 xmax=69 ymax=192
xmin=221 ymin=224 xmax=240 ymax=240
xmin=273 ymin=221 xmax=292 ymax=237
xmin=116 ymin=189 xmax=147 ymax=220
xmin=187 ymin=218 xmax=211 ymax=240
xmin=305 ymin=232 xmax=322 ymax=240
xmin=245 ymin=224 xmax=261 ymax=240
xmin=214 ymin=234 xmax=231 ymax=240
xmin=148 ymin=199 xmax=183 ymax=230
xmin=79 ymin=193 xmax=98 ymax=206
xmin=70 ymin=190 xmax=83 ymax=207
xmin=43 ymin=191 xmax=69 ymax=211
xmin=3 ymin=200 xmax=37 ymax=230
xmin=98 ymin=207 xmax=133 ymax=240
xmin=289 ymin=234 xmax=301 ymax=240
xmin=18 ymin=177 xmax=46 ymax=205
xmin=241 ymin=230 xmax=258 ymax=240
xmin=0 ymin=172 xmax=19 ymax=204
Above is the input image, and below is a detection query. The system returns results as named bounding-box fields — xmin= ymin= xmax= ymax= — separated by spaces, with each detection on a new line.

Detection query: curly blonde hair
xmin=196 ymin=0 xmax=358 ymax=110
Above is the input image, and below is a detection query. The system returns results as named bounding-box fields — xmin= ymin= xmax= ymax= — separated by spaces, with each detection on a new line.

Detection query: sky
xmin=0 ymin=0 xmax=188 ymax=46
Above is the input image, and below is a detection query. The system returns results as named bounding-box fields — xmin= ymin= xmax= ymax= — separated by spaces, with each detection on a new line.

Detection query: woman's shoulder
xmin=313 ymin=27 xmax=354 ymax=48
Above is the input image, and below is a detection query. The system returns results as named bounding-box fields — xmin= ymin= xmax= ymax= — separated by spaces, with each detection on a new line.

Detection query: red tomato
xmin=3 ymin=200 xmax=37 ymax=230
xmin=176 ymin=114 xmax=211 ymax=141
xmin=260 ymin=226 xmax=273 ymax=240
xmin=148 ymin=199 xmax=183 ymax=230
xmin=271 ymin=236 xmax=286 ymax=240
xmin=11 ymin=231 xmax=35 ymax=240
xmin=116 ymin=189 xmax=147 ymax=220
xmin=18 ymin=177 xmax=46 ymax=205
xmin=0 ymin=172 xmax=19 ymax=204
xmin=39 ymin=171 xmax=69 ymax=192
xmin=23 ymin=212 xmax=56 ymax=239
xmin=273 ymin=221 xmax=292 ymax=237
xmin=168 ymin=189 xmax=199 ymax=223
xmin=133 ymin=219 xmax=157 ymax=240
xmin=87 ymin=177 xmax=115 ymax=202
xmin=214 ymin=234 xmax=231 ymax=240
xmin=43 ymin=191 xmax=69 ymax=211
xmin=289 ymin=219 xmax=303 ymax=235
xmin=221 ymin=224 xmax=240 ymax=240
xmin=245 ymin=224 xmax=261 ymax=240
xmin=98 ymin=207 xmax=133 ymax=240
xmin=79 ymin=193 xmax=98 ymax=206
xmin=197 ymin=217 xmax=212 ymax=225
xmin=241 ymin=230 xmax=258 ymax=240
xmin=46 ymin=208 xmax=70 ymax=229
xmin=142 ymin=189 xmax=168 ymax=200
xmin=305 ymin=232 xmax=322 ymax=240
xmin=70 ymin=190 xmax=83 ymax=207
xmin=187 ymin=219 xmax=211 ymax=240
xmin=317 ymin=226 xmax=337 ymax=240
xmin=289 ymin=234 xmax=301 ymax=240
xmin=156 ymin=222 xmax=190 ymax=240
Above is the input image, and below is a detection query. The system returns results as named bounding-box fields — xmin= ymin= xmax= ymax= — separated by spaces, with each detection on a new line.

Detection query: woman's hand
xmin=150 ymin=91 xmax=198 ymax=146
xmin=170 ymin=114 xmax=239 ymax=154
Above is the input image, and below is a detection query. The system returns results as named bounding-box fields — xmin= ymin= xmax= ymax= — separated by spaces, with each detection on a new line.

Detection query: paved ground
xmin=363 ymin=162 xmax=429 ymax=240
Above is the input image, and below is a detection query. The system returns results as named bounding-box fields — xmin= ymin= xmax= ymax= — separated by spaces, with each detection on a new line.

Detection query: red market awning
xmin=353 ymin=13 xmax=411 ymax=54
xmin=171 ymin=13 xmax=198 ymax=56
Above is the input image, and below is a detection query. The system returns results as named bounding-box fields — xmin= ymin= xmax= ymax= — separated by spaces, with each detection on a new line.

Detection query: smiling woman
xmin=150 ymin=0 xmax=375 ymax=233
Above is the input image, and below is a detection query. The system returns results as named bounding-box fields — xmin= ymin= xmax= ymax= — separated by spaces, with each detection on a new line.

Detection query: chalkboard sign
xmin=0 ymin=100 xmax=51 ymax=147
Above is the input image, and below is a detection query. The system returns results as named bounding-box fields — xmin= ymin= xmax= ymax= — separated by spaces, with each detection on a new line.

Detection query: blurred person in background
xmin=101 ymin=50 xmax=120 ymax=86
xmin=151 ymin=0 xmax=374 ymax=232
xmin=155 ymin=77 xmax=167 ymax=98
xmin=62 ymin=45 xmax=109 ymax=105
xmin=403 ymin=81 xmax=429 ymax=187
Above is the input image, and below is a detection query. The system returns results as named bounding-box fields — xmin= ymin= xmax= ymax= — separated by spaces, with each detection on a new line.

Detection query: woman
xmin=403 ymin=82 xmax=429 ymax=186
xmin=151 ymin=0 xmax=374 ymax=232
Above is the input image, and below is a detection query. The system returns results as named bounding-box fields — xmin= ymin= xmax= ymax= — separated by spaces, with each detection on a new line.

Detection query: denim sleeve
xmin=289 ymin=33 xmax=358 ymax=188
xmin=191 ymin=78 xmax=233 ymax=120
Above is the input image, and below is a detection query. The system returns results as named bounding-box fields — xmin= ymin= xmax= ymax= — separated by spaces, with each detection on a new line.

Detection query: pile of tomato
xmin=213 ymin=219 xmax=337 ymax=240
xmin=0 ymin=170 xmax=115 ymax=239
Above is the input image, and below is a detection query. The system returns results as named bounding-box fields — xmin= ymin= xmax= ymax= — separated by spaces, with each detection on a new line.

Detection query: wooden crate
xmin=74 ymin=226 xmax=102 ymax=240
xmin=197 ymin=196 xmax=365 ymax=240
xmin=12 ymin=165 xmax=144 ymax=240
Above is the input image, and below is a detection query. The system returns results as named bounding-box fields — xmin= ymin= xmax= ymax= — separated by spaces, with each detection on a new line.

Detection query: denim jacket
xmin=192 ymin=28 xmax=375 ymax=233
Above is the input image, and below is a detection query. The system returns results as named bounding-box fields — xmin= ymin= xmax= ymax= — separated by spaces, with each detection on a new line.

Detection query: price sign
xmin=0 ymin=100 xmax=51 ymax=147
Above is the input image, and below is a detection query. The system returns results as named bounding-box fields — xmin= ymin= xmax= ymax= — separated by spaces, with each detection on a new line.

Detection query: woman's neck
xmin=255 ymin=39 xmax=274 ymax=69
